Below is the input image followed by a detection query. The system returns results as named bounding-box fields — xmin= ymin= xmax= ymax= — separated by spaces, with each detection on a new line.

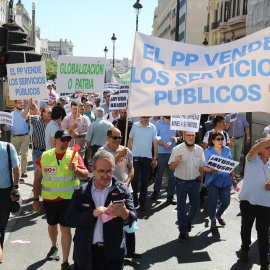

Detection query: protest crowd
xmin=0 ymin=81 xmax=270 ymax=270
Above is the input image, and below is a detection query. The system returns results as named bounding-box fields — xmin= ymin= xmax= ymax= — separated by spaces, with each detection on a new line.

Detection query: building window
xmin=231 ymin=0 xmax=236 ymax=18
xmin=237 ymin=0 xmax=241 ymax=15
xmin=220 ymin=2 xmax=223 ymax=22
xmin=243 ymin=0 xmax=248 ymax=14
xmin=229 ymin=0 xmax=232 ymax=19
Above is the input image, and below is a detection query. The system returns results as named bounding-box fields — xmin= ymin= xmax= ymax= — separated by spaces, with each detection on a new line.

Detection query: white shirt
xmin=168 ymin=143 xmax=205 ymax=180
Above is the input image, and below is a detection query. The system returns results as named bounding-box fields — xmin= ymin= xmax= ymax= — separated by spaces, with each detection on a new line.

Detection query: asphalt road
xmin=1 ymin=152 xmax=263 ymax=270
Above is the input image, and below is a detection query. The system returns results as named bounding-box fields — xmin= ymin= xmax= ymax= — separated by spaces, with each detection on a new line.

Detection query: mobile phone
xmin=113 ymin=200 xmax=123 ymax=206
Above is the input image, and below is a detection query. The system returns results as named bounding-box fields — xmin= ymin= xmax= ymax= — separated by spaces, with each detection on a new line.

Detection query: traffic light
xmin=2 ymin=23 xmax=42 ymax=64
xmin=0 ymin=27 xmax=8 ymax=77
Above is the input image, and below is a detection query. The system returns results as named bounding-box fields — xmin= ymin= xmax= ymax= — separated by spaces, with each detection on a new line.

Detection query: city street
xmin=2 ymin=150 xmax=262 ymax=270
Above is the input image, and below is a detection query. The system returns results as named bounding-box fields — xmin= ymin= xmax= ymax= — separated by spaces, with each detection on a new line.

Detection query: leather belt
xmin=230 ymin=136 xmax=243 ymax=140
xmin=33 ymin=148 xmax=46 ymax=152
xmin=93 ymin=242 xmax=104 ymax=248
xmin=13 ymin=133 xmax=28 ymax=136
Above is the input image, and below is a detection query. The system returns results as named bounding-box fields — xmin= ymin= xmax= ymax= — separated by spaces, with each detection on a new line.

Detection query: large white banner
xmin=128 ymin=29 xmax=270 ymax=117
xmin=7 ymin=62 xmax=47 ymax=100
xmin=57 ymin=56 xmax=106 ymax=93
xmin=111 ymin=69 xmax=131 ymax=85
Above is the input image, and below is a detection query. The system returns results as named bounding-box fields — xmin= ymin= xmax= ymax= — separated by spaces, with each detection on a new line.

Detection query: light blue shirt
xmin=204 ymin=146 xmax=233 ymax=187
xmin=85 ymin=118 xmax=113 ymax=146
xmin=6 ymin=110 xmax=29 ymax=135
xmin=45 ymin=120 xmax=59 ymax=150
xmin=100 ymin=103 xmax=111 ymax=114
xmin=239 ymin=155 xmax=270 ymax=207
xmin=0 ymin=142 xmax=20 ymax=188
xmin=129 ymin=121 xmax=157 ymax=159
xmin=91 ymin=180 xmax=112 ymax=244
xmin=156 ymin=119 xmax=176 ymax=154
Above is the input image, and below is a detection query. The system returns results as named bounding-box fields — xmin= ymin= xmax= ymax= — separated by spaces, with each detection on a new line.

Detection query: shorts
xmin=43 ymin=199 xmax=70 ymax=227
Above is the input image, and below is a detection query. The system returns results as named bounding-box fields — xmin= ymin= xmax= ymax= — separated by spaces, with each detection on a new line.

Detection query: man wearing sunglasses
xmin=22 ymin=98 xmax=52 ymax=174
xmin=33 ymin=129 xmax=89 ymax=270
xmin=128 ymin=116 xmax=158 ymax=211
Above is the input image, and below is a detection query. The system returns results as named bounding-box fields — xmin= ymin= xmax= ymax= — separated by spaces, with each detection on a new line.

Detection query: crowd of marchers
xmin=0 ymin=83 xmax=270 ymax=270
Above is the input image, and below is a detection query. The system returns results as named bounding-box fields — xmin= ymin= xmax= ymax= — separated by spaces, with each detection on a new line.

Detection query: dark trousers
xmin=0 ymin=188 xmax=11 ymax=249
xmin=126 ymin=232 xmax=135 ymax=254
xmin=132 ymin=157 xmax=152 ymax=206
xmin=91 ymin=145 xmax=102 ymax=159
xmin=74 ymin=246 xmax=124 ymax=270
xmin=240 ymin=200 xmax=270 ymax=267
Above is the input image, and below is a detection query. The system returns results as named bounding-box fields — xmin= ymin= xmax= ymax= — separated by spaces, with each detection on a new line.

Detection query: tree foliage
xmin=45 ymin=60 xmax=58 ymax=81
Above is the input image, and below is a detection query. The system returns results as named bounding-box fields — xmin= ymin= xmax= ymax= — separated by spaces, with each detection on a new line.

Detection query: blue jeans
xmin=154 ymin=153 xmax=175 ymax=197
xmin=207 ymin=184 xmax=231 ymax=226
xmin=32 ymin=149 xmax=43 ymax=174
xmin=176 ymin=178 xmax=200 ymax=233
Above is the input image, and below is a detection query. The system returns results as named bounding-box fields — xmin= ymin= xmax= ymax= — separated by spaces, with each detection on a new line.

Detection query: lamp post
xmin=133 ymin=0 xmax=143 ymax=32
xmin=111 ymin=33 xmax=117 ymax=68
xmin=104 ymin=46 xmax=108 ymax=83
xmin=202 ymin=37 xmax=208 ymax=46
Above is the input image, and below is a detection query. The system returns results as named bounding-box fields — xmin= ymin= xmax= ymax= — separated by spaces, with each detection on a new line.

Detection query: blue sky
xmin=22 ymin=0 xmax=158 ymax=60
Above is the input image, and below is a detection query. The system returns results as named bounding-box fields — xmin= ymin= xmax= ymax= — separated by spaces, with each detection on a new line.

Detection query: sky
xmin=22 ymin=0 xmax=158 ymax=61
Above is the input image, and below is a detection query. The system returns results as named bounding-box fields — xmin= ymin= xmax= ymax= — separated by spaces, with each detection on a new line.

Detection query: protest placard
xmin=64 ymin=103 xmax=71 ymax=116
xmin=0 ymin=111 xmax=13 ymax=126
xmin=119 ymin=85 xmax=129 ymax=95
xmin=229 ymin=113 xmax=237 ymax=122
xmin=111 ymin=69 xmax=131 ymax=85
xmin=7 ymin=62 xmax=47 ymax=100
xmin=206 ymin=155 xmax=239 ymax=173
xmin=170 ymin=114 xmax=201 ymax=132
xmin=128 ymin=28 xmax=270 ymax=117
xmin=57 ymin=56 xmax=106 ymax=94
xmin=109 ymin=94 xmax=128 ymax=110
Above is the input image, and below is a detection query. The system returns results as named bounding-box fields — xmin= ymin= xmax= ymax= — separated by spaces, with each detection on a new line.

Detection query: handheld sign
xmin=64 ymin=103 xmax=72 ymax=116
xmin=206 ymin=155 xmax=239 ymax=173
xmin=109 ymin=94 xmax=128 ymax=110
xmin=0 ymin=111 xmax=13 ymax=126
xmin=170 ymin=114 xmax=201 ymax=132
xmin=7 ymin=62 xmax=47 ymax=100
xmin=57 ymin=56 xmax=106 ymax=94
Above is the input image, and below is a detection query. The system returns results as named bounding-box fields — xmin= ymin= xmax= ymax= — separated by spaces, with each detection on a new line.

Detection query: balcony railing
xmin=211 ymin=21 xmax=220 ymax=30
xmin=204 ymin=25 xmax=209 ymax=32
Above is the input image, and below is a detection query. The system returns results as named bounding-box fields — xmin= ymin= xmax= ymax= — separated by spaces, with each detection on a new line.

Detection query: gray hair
xmin=92 ymin=150 xmax=115 ymax=169
xmin=95 ymin=107 xmax=104 ymax=118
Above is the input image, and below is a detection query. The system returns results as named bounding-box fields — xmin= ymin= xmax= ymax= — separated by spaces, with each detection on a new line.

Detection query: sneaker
xmin=235 ymin=174 xmax=242 ymax=179
xmin=217 ymin=217 xmax=226 ymax=226
xmin=210 ymin=226 xmax=219 ymax=233
xmin=125 ymin=252 xmax=142 ymax=259
xmin=21 ymin=173 xmax=28 ymax=178
xmin=178 ymin=233 xmax=188 ymax=242
xmin=150 ymin=191 xmax=159 ymax=200
xmin=166 ymin=196 xmax=177 ymax=205
xmin=240 ymin=249 xmax=249 ymax=263
xmin=47 ymin=246 xmax=60 ymax=261
xmin=61 ymin=262 xmax=70 ymax=270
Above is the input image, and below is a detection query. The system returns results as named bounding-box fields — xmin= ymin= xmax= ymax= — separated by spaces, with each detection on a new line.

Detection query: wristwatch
xmin=13 ymin=184 xmax=19 ymax=189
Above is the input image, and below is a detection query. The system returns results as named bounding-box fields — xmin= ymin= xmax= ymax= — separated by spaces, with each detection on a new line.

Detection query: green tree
xmin=44 ymin=60 xmax=58 ymax=81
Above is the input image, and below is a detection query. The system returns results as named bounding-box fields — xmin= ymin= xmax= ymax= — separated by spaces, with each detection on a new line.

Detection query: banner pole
xmin=73 ymin=100 xmax=80 ymax=146
xmin=121 ymin=108 xmax=129 ymax=182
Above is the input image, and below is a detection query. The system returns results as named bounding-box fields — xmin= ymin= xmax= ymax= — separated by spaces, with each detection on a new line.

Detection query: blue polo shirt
xmin=85 ymin=118 xmax=113 ymax=146
xmin=0 ymin=142 xmax=20 ymax=188
xmin=129 ymin=121 xmax=157 ymax=159
xmin=6 ymin=110 xmax=29 ymax=135
xmin=156 ymin=119 xmax=176 ymax=154
xmin=204 ymin=146 xmax=233 ymax=188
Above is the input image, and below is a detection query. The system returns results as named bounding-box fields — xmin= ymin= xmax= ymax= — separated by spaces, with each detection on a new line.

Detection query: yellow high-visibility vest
xmin=41 ymin=149 xmax=80 ymax=200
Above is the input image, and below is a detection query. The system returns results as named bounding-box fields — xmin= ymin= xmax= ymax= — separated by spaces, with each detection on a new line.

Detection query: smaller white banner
xmin=64 ymin=103 xmax=72 ymax=116
xmin=229 ymin=113 xmax=237 ymax=122
xmin=109 ymin=94 xmax=128 ymax=110
xmin=206 ymin=154 xmax=239 ymax=173
xmin=170 ymin=114 xmax=201 ymax=132
xmin=0 ymin=111 xmax=13 ymax=126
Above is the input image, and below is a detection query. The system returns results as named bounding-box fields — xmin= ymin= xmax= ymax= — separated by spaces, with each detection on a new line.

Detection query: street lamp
xmin=111 ymin=33 xmax=117 ymax=68
xmin=133 ymin=0 xmax=143 ymax=32
xmin=202 ymin=37 xmax=208 ymax=46
xmin=104 ymin=46 xmax=108 ymax=83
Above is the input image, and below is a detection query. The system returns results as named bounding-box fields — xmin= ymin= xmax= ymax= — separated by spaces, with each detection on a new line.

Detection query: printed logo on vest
xmin=44 ymin=167 xmax=57 ymax=175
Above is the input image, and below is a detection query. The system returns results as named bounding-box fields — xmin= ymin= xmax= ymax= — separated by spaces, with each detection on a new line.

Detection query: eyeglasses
xmin=96 ymin=169 xmax=114 ymax=175
xmin=47 ymin=112 xmax=52 ymax=115
xmin=110 ymin=136 xmax=123 ymax=140
xmin=265 ymin=147 xmax=270 ymax=150
xmin=185 ymin=135 xmax=195 ymax=138
xmin=215 ymin=137 xmax=224 ymax=141
xmin=59 ymin=137 xmax=71 ymax=142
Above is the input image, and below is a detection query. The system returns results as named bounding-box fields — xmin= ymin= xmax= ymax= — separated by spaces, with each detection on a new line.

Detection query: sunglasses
xmin=59 ymin=137 xmax=71 ymax=142
xmin=215 ymin=137 xmax=224 ymax=141
xmin=110 ymin=136 xmax=123 ymax=140
xmin=47 ymin=112 xmax=52 ymax=114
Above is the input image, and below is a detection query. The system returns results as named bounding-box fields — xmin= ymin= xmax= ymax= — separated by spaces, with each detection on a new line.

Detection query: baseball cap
xmin=54 ymin=129 xmax=72 ymax=139
xmin=59 ymin=97 xmax=66 ymax=101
